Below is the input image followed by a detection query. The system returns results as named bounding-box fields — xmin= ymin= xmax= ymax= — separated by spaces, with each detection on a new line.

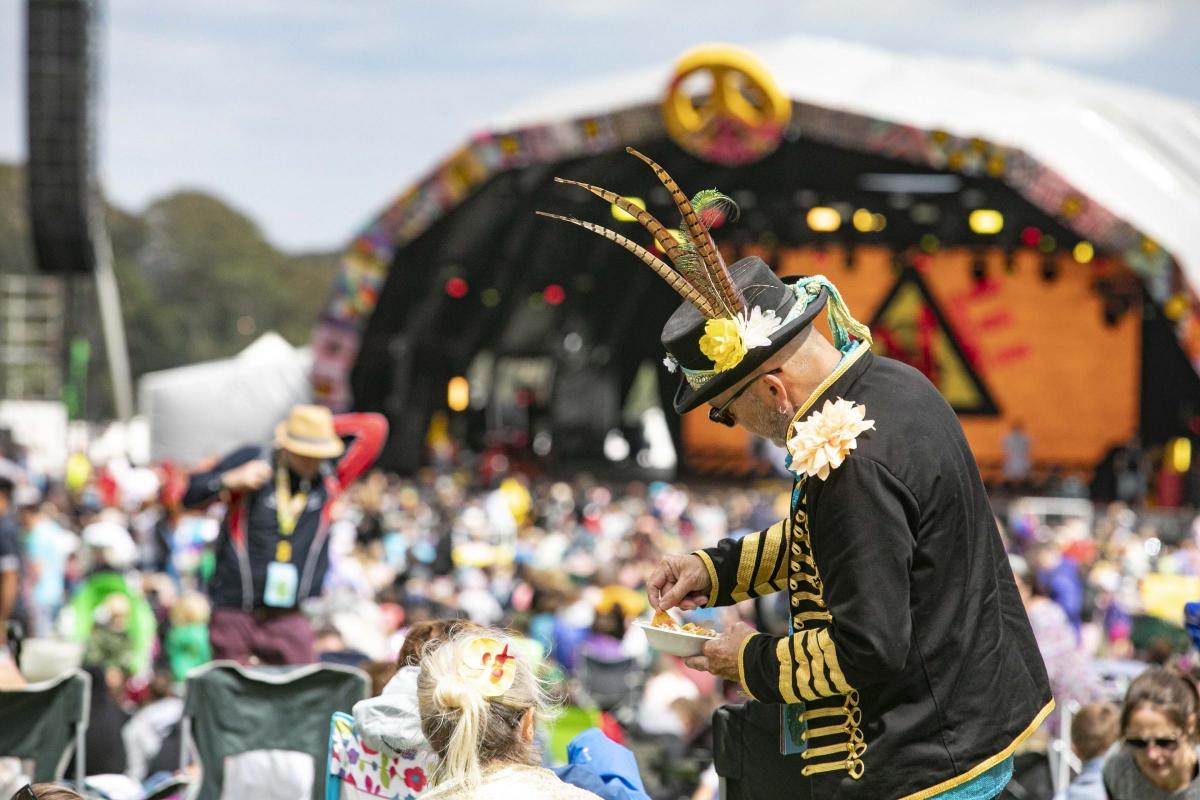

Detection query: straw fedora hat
xmin=275 ymin=405 xmax=345 ymax=459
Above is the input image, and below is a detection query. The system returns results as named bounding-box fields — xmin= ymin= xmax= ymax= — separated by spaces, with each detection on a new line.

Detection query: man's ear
xmin=761 ymin=372 xmax=787 ymax=402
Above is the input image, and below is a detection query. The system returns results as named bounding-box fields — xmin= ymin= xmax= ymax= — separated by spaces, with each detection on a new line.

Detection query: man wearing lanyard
xmin=184 ymin=405 xmax=386 ymax=665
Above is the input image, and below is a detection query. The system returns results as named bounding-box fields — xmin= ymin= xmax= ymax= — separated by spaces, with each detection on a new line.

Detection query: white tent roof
xmin=138 ymin=332 xmax=312 ymax=464
xmin=491 ymin=36 xmax=1200 ymax=290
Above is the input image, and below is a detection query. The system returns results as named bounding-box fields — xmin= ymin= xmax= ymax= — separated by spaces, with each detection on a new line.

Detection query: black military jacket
xmin=696 ymin=346 xmax=1053 ymax=799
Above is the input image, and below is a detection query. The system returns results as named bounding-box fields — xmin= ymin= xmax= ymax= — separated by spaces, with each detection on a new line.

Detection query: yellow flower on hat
xmin=787 ymin=398 xmax=875 ymax=481
xmin=699 ymin=317 xmax=747 ymax=373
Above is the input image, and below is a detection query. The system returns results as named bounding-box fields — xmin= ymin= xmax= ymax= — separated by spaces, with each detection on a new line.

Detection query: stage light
xmin=807 ymin=207 xmax=841 ymax=232
xmin=1020 ymin=226 xmax=1042 ymax=248
xmin=481 ymin=288 xmax=501 ymax=307
xmin=920 ymin=234 xmax=939 ymax=253
xmin=968 ymin=209 xmax=1004 ymax=235
xmin=852 ymin=209 xmax=874 ymax=233
xmin=1170 ymin=437 xmax=1191 ymax=473
xmin=1038 ymin=235 xmax=1057 ymax=255
xmin=871 ymin=213 xmax=887 ymax=232
xmin=447 ymin=377 xmax=469 ymax=412
xmin=445 ymin=277 xmax=469 ymax=299
xmin=1073 ymin=241 xmax=1094 ymax=264
xmin=910 ymin=203 xmax=940 ymax=225
xmin=610 ymin=196 xmax=645 ymax=222
xmin=543 ymin=284 xmax=566 ymax=306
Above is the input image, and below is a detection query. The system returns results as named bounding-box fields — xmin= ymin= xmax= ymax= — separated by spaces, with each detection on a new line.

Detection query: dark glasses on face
xmin=15 ymin=785 xmax=38 ymax=800
xmin=1126 ymin=736 xmax=1181 ymax=751
xmin=709 ymin=368 xmax=782 ymax=428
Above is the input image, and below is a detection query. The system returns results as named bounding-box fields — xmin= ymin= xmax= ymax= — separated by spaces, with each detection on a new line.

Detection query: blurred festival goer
xmin=1011 ymin=555 xmax=1102 ymax=741
xmin=17 ymin=486 xmax=76 ymax=637
xmin=0 ymin=477 xmax=26 ymax=664
xmin=1003 ymin=420 xmax=1033 ymax=492
xmin=597 ymin=159 xmax=1052 ymax=797
xmin=1104 ymin=668 xmax=1200 ymax=798
xmin=1055 ymin=702 xmax=1119 ymax=800
xmin=183 ymin=405 xmax=385 ymax=665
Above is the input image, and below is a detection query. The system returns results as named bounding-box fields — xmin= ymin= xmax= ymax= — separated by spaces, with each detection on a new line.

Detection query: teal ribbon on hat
xmin=673 ymin=276 xmax=871 ymax=389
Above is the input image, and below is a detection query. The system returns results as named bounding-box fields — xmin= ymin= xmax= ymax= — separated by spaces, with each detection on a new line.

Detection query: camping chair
xmin=1048 ymin=700 xmax=1081 ymax=797
xmin=181 ymin=660 xmax=369 ymax=800
xmin=577 ymin=653 xmax=643 ymax=718
xmin=326 ymin=711 xmax=430 ymax=800
xmin=0 ymin=669 xmax=90 ymax=789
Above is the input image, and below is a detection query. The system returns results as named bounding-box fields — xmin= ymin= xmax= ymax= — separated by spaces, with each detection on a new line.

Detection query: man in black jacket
xmin=542 ymin=150 xmax=1053 ymax=799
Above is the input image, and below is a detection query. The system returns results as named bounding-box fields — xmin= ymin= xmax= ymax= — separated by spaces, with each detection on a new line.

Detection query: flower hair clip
xmin=459 ymin=637 xmax=518 ymax=697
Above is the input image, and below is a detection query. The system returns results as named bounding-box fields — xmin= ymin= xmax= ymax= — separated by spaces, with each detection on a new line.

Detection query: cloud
xmin=1 ymin=0 xmax=1197 ymax=251
xmin=992 ymin=1 xmax=1174 ymax=63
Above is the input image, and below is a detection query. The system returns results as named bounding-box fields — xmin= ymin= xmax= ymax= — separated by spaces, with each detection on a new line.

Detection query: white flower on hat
xmin=787 ymin=398 xmax=875 ymax=481
xmin=662 ymin=355 xmax=678 ymax=374
xmin=734 ymin=306 xmax=784 ymax=351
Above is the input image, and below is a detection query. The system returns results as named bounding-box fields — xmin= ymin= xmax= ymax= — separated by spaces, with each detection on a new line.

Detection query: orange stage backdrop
xmin=682 ymin=245 xmax=1141 ymax=479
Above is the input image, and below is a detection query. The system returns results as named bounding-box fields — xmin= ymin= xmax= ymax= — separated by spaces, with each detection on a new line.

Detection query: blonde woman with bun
xmin=417 ymin=630 xmax=595 ymax=799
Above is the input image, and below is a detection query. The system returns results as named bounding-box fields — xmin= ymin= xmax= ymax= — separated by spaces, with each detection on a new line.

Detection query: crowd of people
xmin=3 ymin=417 xmax=1200 ymax=798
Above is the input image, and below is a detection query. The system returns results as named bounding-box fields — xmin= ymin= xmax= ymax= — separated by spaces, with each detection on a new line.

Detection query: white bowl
xmin=636 ymin=620 xmax=716 ymax=657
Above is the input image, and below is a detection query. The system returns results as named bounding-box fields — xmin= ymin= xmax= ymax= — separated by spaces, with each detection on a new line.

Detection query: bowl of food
xmin=637 ymin=609 xmax=718 ymax=657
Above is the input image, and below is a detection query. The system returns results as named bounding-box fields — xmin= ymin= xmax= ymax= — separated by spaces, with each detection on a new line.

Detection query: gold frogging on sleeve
xmin=694 ymin=550 xmax=719 ymax=608
xmin=805 ymin=630 xmax=833 ymax=697
xmin=817 ymin=629 xmax=853 ymax=693
xmin=776 ymin=636 xmax=801 ymax=704
xmin=731 ymin=531 xmax=761 ymax=602
xmin=738 ymin=633 xmax=759 ymax=701
xmin=752 ymin=521 xmax=785 ymax=596
xmin=790 ymin=633 xmax=819 ymax=701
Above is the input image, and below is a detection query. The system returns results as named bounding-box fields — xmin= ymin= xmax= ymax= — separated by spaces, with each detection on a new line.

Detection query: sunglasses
xmin=709 ymin=368 xmax=782 ymax=428
xmin=1126 ymin=736 xmax=1182 ymax=751
xmin=14 ymin=786 xmax=37 ymax=800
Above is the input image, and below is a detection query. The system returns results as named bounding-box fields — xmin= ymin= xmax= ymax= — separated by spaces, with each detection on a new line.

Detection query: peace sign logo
xmin=662 ymin=45 xmax=792 ymax=166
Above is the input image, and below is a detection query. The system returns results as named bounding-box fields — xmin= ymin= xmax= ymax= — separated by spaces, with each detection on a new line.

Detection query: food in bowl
xmin=651 ymin=608 xmax=716 ymax=637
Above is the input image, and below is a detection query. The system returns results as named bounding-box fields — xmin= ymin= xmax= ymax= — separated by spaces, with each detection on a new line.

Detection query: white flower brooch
xmin=786 ymin=398 xmax=875 ymax=481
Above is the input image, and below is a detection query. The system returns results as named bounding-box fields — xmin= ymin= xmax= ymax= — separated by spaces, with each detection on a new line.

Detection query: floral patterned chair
xmin=327 ymin=712 xmax=430 ymax=800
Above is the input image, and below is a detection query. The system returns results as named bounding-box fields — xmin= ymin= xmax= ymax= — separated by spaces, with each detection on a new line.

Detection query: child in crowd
xmin=1057 ymin=702 xmax=1119 ymax=800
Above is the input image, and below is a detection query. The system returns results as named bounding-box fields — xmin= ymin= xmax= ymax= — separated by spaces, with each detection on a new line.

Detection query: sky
xmin=1 ymin=0 xmax=1198 ymax=253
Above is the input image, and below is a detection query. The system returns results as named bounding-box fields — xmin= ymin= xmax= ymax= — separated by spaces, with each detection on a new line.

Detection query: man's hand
xmin=647 ymin=553 xmax=712 ymax=611
xmin=221 ymin=459 xmax=272 ymax=492
xmin=683 ymin=622 xmax=756 ymax=683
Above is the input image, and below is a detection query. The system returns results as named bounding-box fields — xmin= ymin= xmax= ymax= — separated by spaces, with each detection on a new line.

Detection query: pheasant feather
xmin=625 ymin=148 xmax=744 ymax=314
xmin=535 ymin=211 xmax=720 ymax=318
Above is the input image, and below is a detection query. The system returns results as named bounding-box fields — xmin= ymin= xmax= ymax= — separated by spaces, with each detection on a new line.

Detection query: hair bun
xmin=434 ymin=677 xmax=477 ymax=711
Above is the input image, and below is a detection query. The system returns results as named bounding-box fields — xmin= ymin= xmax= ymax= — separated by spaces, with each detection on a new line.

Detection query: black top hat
xmin=538 ymin=147 xmax=867 ymax=416
xmin=662 ymin=257 xmax=828 ymax=412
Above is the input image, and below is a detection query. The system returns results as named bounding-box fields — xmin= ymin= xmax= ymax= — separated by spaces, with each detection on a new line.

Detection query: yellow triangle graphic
xmin=870 ymin=270 xmax=998 ymax=415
